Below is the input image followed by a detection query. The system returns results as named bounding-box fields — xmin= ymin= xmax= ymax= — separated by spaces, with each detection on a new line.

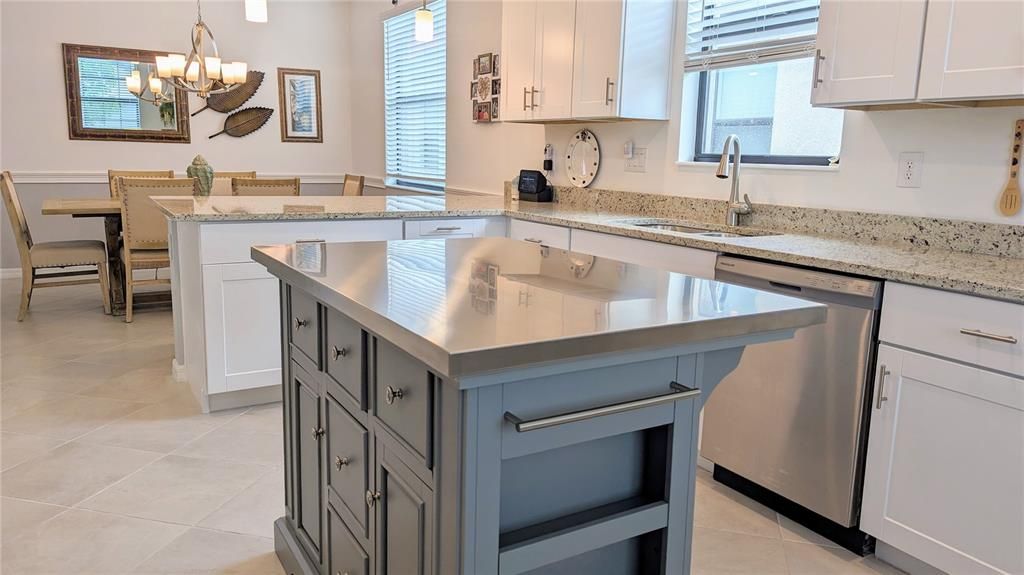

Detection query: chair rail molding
xmin=9 ymin=171 xmax=383 ymax=187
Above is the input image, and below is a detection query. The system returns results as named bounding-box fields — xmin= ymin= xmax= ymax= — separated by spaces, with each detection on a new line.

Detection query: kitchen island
xmin=252 ymin=237 xmax=824 ymax=575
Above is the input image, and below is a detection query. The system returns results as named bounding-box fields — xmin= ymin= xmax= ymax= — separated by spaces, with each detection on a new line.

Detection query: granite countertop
xmin=252 ymin=238 xmax=825 ymax=377
xmin=152 ymin=194 xmax=1023 ymax=304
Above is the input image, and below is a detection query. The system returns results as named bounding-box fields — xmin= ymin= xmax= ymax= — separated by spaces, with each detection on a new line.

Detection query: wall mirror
xmin=63 ymin=43 xmax=191 ymax=143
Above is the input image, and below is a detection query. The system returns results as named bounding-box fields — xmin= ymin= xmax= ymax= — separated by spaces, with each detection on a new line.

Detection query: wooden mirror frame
xmin=63 ymin=43 xmax=191 ymax=143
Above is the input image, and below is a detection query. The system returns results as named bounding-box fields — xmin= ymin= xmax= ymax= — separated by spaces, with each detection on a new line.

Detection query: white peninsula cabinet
xmin=570 ymin=229 xmax=717 ymax=279
xmin=862 ymin=283 xmax=1024 ymax=575
xmin=500 ymin=0 xmax=675 ymax=122
xmin=814 ymin=0 xmax=1024 ymax=107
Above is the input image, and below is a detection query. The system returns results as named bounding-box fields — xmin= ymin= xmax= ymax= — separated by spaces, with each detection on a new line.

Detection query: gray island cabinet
xmin=251 ymin=237 xmax=824 ymax=575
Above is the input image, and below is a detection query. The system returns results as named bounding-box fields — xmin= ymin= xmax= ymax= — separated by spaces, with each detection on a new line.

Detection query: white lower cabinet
xmin=861 ymin=344 xmax=1024 ymax=575
xmin=569 ymin=229 xmax=717 ymax=279
xmin=509 ymin=219 xmax=571 ymax=249
xmin=403 ymin=217 xmax=507 ymax=240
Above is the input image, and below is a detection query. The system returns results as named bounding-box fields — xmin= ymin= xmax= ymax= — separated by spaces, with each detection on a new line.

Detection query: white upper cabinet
xmin=812 ymin=0 xmax=927 ymax=106
xmin=917 ymin=0 xmax=1024 ymax=101
xmin=814 ymin=0 xmax=1024 ymax=107
xmin=501 ymin=0 xmax=675 ymax=122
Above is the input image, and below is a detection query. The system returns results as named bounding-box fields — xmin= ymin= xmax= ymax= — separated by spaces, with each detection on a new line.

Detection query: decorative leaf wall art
xmin=208 ymin=107 xmax=274 ymax=138
xmin=191 ymin=70 xmax=266 ymax=116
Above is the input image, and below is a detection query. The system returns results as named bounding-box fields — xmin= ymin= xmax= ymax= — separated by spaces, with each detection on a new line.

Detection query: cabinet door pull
xmin=335 ymin=456 xmax=350 ymax=470
xmin=531 ymin=87 xmax=539 ymax=110
xmin=293 ymin=317 xmax=309 ymax=331
xmin=523 ymin=86 xmax=529 ymax=111
xmin=959 ymin=328 xmax=1018 ymax=345
xmin=604 ymin=77 xmax=615 ymax=105
xmin=875 ymin=364 xmax=890 ymax=409
xmin=365 ymin=490 xmax=381 ymax=507
xmin=311 ymin=427 xmax=325 ymax=440
xmin=504 ymin=381 xmax=700 ymax=433
xmin=812 ymin=49 xmax=825 ymax=87
xmin=330 ymin=345 xmax=348 ymax=361
xmin=384 ymin=385 xmax=404 ymax=404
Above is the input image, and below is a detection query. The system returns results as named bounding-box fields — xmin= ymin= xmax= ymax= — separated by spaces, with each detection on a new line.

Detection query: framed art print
xmin=277 ymin=68 xmax=322 ymax=143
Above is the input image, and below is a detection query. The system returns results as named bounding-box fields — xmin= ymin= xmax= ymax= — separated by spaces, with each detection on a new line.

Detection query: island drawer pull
xmin=523 ymin=237 xmax=543 ymax=244
xmin=294 ymin=318 xmax=309 ymax=330
xmin=432 ymin=226 xmax=462 ymax=232
xmin=959 ymin=328 xmax=1018 ymax=345
xmin=331 ymin=345 xmax=348 ymax=360
xmin=504 ymin=382 xmax=700 ymax=433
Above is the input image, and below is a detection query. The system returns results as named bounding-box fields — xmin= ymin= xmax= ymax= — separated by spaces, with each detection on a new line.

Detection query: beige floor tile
xmin=694 ymin=475 xmax=781 ymax=539
xmin=80 ymin=454 xmax=267 ymax=525
xmin=175 ymin=425 xmax=283 ymax=467
xmin=691 ymin=527 xmax=789 ymax=575
xmin=76 ymin=396 xmax=232 ymax=453
xmin=199 ymin=467 xmax=285 ymax=538
xmin=784 ymin=541 xmax=892 ymax=575
xmin=134 ymin=528 xmax=284 ymax=574
xmin=6 ymin=358 xmax=141 ymax=395
xmin=777 ymin=513 xmax=843 ymax=548
xmin=225 ymin=403 xmax=284 ymax=434
xmin=0 ymin=355 xmax=71 ymax=382
xmin=0 ymin=497 xmax=66 ymax=535
xmin=0 ymin=431 xmax=65 ymax=471
xmin=75 ymin=340 xmax=175 ymax=372
xmin=858 ymin=554 xmax=908 ymax=574
xmin=1 ymin=441 xmax=160 ymax=506
xmin=1 ymin=393 xmax=146 ymax=440
xmin=0 ymin=384 xmax=76 ymax=421
xmin=77 ymin=364 xmax=185 ymax=403
xmin=1 ymin=507 xmax=186 ymax=575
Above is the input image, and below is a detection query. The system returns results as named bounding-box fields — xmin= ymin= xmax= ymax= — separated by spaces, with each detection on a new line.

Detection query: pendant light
xmin=245 ymin=0 xmax=268 ymax=23
xmin=415 ymin=0 xmax=433 ymax=42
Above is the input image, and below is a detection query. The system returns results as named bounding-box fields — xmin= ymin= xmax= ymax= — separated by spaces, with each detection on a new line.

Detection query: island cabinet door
xmin=329 ymin=505 xmax=371 ymax=575
xmin=324 ymin=308 xmax=367 ymax=410
xmin=325 ymin=392 xmax=372 ymax=545
xmin=291 ymin=361 xmax=324 ymax=562
xmin=374 ymin=442 xmax=434 ymax=575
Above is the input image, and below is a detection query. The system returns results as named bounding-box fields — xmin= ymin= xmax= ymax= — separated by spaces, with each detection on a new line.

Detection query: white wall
xmin=1 ymin=0 xmax=353 ymax=176
xmin=544 ymin=4 xmax=1024 ymax=226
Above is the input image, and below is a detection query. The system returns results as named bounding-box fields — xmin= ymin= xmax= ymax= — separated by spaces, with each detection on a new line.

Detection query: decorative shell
xmin=186 ymin=155 xmax=214 ymax=196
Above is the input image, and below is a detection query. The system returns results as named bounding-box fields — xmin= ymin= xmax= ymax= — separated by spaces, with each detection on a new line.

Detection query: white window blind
xmin=384 ymin=0 xmax=447 ymax=191
xmin=684 ymin=0 xmax=819 ymax=71
xmin=77 ymin=57 xmax=141 ymax=130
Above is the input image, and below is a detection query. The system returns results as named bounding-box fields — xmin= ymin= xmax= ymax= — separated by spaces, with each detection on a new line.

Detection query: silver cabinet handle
xmin=294 ymin=317 xmax=309 ymax=330
xmin=311 ymin=427 xmax=324 ymax=441
xmin=335 ymin=456 xmax=350 ymax=470
xmin=959 ymin=328 xmax=1018 ymax=344
xmin=430 ymin=226 xmax=462 ymax=233
xmin=523 ymin=86 xmax=528 ymax=111
xmin=331 ymin=345 xmax=348 ymax=361
xmin=504 ymin=381 xmax=700 ymax=433
xmin=813 ymin=49 xmax=825 ymax=87
xmin=384 ymin=385 xmax=404 ymax=404
xmin=875 ymin=364 xmax=890 ymax=409
xmin=523 ymin=237 xmax=543 ymax=244
xmin=604 ymin=77 xmax=615 ymax=105
xmin=531 ymin=86 xmax=539 ymax=110
xmin=365 ymin=490 xmax=381 ymax=507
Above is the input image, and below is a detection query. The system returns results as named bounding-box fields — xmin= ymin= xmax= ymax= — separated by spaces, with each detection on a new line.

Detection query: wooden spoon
xmin=998 ymin=119 xmax=1022 ymax=217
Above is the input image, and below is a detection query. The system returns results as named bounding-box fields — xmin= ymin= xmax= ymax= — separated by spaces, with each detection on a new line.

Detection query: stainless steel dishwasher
xmin=702 ymin=256 xmax=882 ymax=552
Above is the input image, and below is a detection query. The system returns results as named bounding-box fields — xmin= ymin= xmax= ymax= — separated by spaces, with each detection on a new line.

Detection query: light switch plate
xmin=625 ymin=147 xmax=647 ymax=173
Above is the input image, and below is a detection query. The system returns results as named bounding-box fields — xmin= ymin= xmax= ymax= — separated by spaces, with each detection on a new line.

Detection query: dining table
xmin=41 ymin=198 xmax=172 ymax=316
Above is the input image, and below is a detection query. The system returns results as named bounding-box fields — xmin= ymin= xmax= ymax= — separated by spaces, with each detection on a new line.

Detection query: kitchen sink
xmin=614 ymin=219 xmax=775 ymax=238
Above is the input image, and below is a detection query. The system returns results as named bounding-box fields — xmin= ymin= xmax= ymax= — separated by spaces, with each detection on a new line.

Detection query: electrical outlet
xmin=625 ymin=147 xmax=647 ymax=173
xmin=897 ymin=152 xmax=923 ymax=188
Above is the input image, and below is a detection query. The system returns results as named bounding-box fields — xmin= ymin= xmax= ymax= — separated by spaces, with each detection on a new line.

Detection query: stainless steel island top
xmin=252 ymin=237 xmax=824 ymax=378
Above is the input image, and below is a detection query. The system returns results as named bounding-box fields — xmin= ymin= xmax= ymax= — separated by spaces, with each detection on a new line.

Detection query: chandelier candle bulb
xmin=233 ymin=62 xmax=248 ymax=80
xmin=245 ymin=0 xmax=268 ymax=23
xmin=186 ymin=61 xmax=200 ymax=82
xmin=205 ymin=57 xmax=221 ymax=80
xmin=149 ymin=76 xmax=163 ymax=95
xmin=126 ymin=70 xmax=142 ymax=94
xmin=156 ymin=56 xmax=172 ymax=78
xmin=169 ymin=54 xmax=186 ymax=77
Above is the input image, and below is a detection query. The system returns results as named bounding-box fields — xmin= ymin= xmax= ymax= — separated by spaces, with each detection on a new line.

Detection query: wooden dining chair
xmin=211 ymin=171 xmax=257 ymax=196
xmin=108 ymin=169 xmax=174 ymax=198
xmin=2 ymin=171 xmax=110 ymax=321
xmin=231 ymin=177 xmax=301 ymax=196
xmin=118 ymin=177 xmax=197 ymax=322
xmin=342 ymin=174 xmax=365 ymax=196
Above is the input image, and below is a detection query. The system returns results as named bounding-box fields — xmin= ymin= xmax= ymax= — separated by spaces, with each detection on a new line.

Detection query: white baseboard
xmin=171 ymin=359 xmax=187 ymax=383
xmin=874 ymin=541 xmax=947 ymax=575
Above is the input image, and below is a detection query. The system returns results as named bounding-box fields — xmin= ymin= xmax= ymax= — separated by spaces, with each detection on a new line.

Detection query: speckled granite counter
xmin=153 ymin=194 xmax=1023 ymax=304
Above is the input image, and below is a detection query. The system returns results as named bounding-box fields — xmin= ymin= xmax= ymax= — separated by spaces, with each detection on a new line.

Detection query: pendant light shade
xmin=245 ymin=0 xmax=268 ymax=23
xmin=415 ymin=6 xmax=433 ymax=42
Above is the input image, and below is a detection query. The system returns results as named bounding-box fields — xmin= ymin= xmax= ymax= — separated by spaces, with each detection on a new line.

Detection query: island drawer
xmin=328 ymin=505 xmax=369 ymax=575
xmin=374 ymin=339 xmax=434 ymax=469
xmin=881 ymin=283 xmax=1023 ymax=377
xmin=288 ymin=287 xmax=320 ymax=365
xmin=324 ymin=308 xmax=366 ymax=408
xmin=325 ymin=394 xmax=371 ymax=540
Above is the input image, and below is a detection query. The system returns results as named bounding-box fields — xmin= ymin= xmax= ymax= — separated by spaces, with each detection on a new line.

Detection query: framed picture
xmin=477 ymin=53 xmax=493 ymax=76
xmin=478 ymin=75 xmax=492 ymax=100
xmin=491 ymin=78 xmax=501 ymax=96
xmin=491 ymin=97 xmax=500 ymax=121
xmin=277 ymin=68 xmax=322 ymax=143
xmin=473 ymin=58 xmax=479 ymax=79
xmin=470 ymin=81 xmax=479 ymax=100
xmin=474 ymin=101 xmax=491 ymax=122
xmin=492 ymin=54 xmax=500 ymax=77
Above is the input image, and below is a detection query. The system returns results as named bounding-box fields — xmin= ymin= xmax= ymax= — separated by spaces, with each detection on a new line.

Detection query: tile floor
xmin=0 ymin=280 xmax=903 ymax=574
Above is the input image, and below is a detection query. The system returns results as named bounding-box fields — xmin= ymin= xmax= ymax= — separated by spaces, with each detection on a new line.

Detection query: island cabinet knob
xmin=330 ymin=345 xmax=348 ymax=361
xmin=293 ymin=317 xmax=309 ymax=331
xmin=384 ymin=385 xmax=404 ymax=405
xmin=335 ymin=456 xmax=350 ymax=470
xmin=365 ymin=490 xmax=381 ymax=507
xmin=311 ymin=427 xmax=325 ymax=441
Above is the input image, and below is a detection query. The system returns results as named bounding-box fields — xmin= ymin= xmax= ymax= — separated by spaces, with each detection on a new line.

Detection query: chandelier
xmin=126 ymin=0 xmax=248 ymax=104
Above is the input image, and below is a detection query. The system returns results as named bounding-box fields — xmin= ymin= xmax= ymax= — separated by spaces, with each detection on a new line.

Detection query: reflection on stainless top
xmin=152 ymin=194 xmax=506 ymax=220
xmin=253 ymin=238 xmax=825 ymax=378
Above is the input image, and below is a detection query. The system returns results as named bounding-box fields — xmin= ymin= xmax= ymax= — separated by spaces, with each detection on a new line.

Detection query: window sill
xmin=675 ymin=161 xmax=839 ymax=173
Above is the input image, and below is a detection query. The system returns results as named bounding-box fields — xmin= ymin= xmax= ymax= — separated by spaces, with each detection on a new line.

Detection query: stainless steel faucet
xmin=716 ymin=134 xmax=752 ymax=227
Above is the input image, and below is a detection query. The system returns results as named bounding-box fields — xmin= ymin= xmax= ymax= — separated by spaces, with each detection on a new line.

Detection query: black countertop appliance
xmin=518 ymin=170 xmax=552 ymax=202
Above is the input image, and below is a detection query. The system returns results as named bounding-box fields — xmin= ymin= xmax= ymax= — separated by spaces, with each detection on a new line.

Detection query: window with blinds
xmin=683 ymin=0 xmax=842 ymax=165
xmin=77 ymin=57 xmax=141 ymax=130
xmin=384 ymin=0 xmax=447 ymax=192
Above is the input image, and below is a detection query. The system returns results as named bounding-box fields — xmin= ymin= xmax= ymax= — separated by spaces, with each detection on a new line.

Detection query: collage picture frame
xmin=471 ymin=52 xmax=500 ymax=123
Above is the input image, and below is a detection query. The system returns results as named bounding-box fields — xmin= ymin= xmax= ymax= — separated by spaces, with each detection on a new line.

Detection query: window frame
xmin=692 ymin=67 xmax=836 ymax=167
